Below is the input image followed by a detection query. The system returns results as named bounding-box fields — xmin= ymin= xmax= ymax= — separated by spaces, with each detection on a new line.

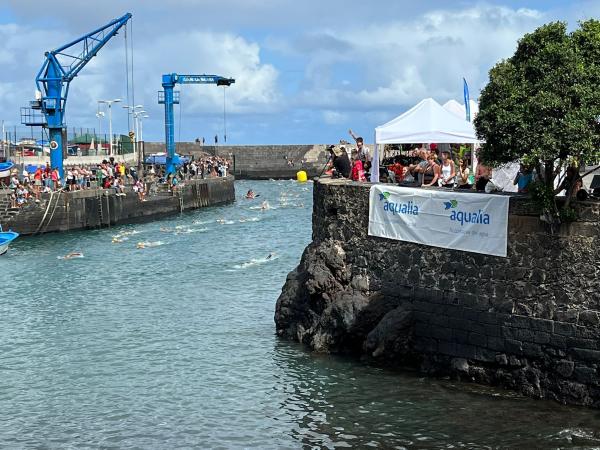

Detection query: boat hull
xmin=0 ymin=231 xmax=19 ymax=255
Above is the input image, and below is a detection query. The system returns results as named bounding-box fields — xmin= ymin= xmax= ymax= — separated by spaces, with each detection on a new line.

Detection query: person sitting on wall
xmin=409 ymin=149 xmax=429 ymax=184
xmin=387 ymin=158 xmax=407 ymax=183
xmin=475 ymin=161 xmax=493 ymax=192
xmin=439 ymin=150 xmax=456 ymax=188
xmin=113 ymin=177 xmax=125 ymax=196
xmin=456 ymin=158 xmax=473 ymax=189
xmin=350 ymin=150 xmax=366 ymax=182
xmin=134 ymin=179 xmax=146 ymax=201
xmin=421 ymin=153 xmax=441 ymax=187
xmin=327 ymin=145 xmax=351 ymax=178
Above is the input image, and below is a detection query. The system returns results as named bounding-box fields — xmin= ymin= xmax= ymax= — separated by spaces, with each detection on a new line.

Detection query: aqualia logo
xmin=379 ymin=191 xmax=419 ymax=216
xmin=444 ymin=199 xmax=490 ymax=226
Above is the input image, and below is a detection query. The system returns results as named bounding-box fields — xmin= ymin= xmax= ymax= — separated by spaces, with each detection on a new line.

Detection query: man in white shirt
xmin=349 ymin=129 xmax=371 ymax=163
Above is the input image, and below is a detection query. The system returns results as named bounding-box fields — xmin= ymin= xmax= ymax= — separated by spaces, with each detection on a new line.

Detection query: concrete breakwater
xmin=275 ymin=178 xmax=600 ymax=407
xmin=143 ymin=143 xmax=329 ymax=179
xmin=0 ymin=176 xmax=234 ymax=235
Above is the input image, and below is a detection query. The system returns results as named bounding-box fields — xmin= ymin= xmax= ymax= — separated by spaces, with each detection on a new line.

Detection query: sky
xmin=0 ymin=0 xmax=597 ymax=144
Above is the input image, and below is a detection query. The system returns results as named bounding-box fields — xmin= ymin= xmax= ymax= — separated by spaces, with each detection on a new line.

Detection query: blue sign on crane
xmin=158 ymin=73 xmax=235 ymax=175
xmin=21 ymin=13 xmax=132 ymax=177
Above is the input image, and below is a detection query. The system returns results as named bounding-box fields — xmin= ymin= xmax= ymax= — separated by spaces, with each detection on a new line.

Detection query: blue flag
xmin=463 ymin=78 xmax=471 ymax=122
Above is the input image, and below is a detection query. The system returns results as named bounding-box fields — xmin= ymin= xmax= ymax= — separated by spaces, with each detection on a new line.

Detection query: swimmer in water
xmin=136 ymin=242 xmax=146 ymax=249
xmin=63 ymin=252 xmax=83 ymax=259
xmin=266 ymin=253 xmax=273 ymax=260
xmin=246 ymin=190 xmax=255 ymax=199
xmin=261 ymin=201 xmax=270 ymax=210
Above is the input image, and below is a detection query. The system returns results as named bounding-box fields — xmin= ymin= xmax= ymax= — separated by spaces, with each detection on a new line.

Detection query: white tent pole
xmin=372 ymin=129 xmax=379 ymax=183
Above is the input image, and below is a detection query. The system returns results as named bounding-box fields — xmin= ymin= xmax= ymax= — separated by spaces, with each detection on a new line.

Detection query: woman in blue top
xmin=513 ymin=164 xmax=534 ymax=193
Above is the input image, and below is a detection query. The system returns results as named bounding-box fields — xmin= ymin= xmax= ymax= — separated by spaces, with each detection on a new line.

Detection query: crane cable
xmin=130 ymin=18 xmax=136 ymax=130
xmin=178 ymin=89 xmax=183 ymax=143
xmin=223 ymin=86 xmax=227 ymax=143
xmin=124 ymin=23 xmax=131 ymax=132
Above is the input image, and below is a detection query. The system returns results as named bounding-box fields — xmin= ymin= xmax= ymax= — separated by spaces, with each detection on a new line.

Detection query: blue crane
xmin=158 ymin=74 xmax=235 ymax=175
xmin=22 ymin=13 xmax=132 ymax=177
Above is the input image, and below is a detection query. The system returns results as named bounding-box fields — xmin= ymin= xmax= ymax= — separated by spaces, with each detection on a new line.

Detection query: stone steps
xmin=0 ymin=195 xmax=19 ymax=225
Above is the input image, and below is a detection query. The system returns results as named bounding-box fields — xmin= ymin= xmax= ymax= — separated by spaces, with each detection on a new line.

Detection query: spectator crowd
xmin=326 ymin=133 xmax=539 ymax=194
xmin=2 ymin=155 xmax=232 ymax=209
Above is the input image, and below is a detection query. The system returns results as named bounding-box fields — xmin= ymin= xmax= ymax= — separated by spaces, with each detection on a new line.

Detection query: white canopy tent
xmin=442 ymin=99 xmax=480 ymax=123
xmin=372 ymin=98 xmax=480 ymax=182
xmin=375 ymin=98 xmax=479 ymax=145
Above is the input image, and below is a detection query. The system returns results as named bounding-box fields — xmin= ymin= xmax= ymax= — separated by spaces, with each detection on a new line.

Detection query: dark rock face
xmin=275 ymin=178 xmax=600 ymax=407
xmin=275 ymin=239 xmax=412 ymax=357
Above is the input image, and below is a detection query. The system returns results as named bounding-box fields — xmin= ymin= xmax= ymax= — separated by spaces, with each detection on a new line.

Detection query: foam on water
xmin=233 ymin=253 xmax=279 ymax=269
xmin=136 ymin=240 xmax=165 ymax=248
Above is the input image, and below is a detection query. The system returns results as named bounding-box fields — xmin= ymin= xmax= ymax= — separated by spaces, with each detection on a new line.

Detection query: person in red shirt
xmin=33 ymin=167 xmax=43 ymax=200
xmin=51 ymin=168 xmax=59 ymax=190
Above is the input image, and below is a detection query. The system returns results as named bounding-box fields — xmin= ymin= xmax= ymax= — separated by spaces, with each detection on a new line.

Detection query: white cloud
xmin=283 ymin=5 xmax=546 ymax=111
xmin=322 ymin=110 xmax=348 ymax=125
xmin=0 ymin=20 xmax=280 ymax=137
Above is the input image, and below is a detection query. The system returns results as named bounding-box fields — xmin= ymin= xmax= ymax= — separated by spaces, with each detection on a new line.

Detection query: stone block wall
xmin=142 ymin=143 xmax=329 ymax=179
xmin=275 ymin=179 xmax=600 ymax=407
xmin=1 ymin=176 xmax=234 ymax=235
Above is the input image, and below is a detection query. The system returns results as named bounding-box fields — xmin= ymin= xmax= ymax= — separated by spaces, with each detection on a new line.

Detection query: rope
xmin=34 ymin=190 xmax=56 ymax=234
xmin=42 ymin=191 xmax=62 ymax=233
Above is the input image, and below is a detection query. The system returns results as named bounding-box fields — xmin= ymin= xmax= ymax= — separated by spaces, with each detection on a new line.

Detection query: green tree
xmin=474 ymin=20 xmax=600 ymax=222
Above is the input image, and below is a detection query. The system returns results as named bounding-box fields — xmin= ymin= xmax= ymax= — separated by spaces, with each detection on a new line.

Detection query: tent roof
xmin=442 ymin=99 xmax=479 ymax=123
xmin=375 ymin=98 xmax=479 ymax=144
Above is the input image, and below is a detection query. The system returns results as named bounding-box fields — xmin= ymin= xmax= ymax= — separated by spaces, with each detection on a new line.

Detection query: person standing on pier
xmin=51 ymin=168 xmax=59 ymax=191
xmin=348 ymin=129 xmax=371 ymax=164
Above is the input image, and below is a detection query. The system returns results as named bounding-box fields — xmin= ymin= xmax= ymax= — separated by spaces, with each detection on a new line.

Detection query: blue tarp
xmin=25 ymin=164 xmax=41 ymax=173
xmin=144 ymin=153 xmax=190 ymax=166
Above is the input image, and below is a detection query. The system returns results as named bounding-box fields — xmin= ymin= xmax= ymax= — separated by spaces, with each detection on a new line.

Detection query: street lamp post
xmin=123 ymin=104 xmax=144 ymax=166
xmin=98 ymin=98 xmax=121 ymax=156
xmin=95 ymin=111 xmax=105 ymax=155
xmin=132 ymin=110 xmax=147 ymax=175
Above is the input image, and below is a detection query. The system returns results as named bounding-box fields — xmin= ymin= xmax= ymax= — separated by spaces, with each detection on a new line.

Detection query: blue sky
xmin=0 ymin=0 xmax=597 ymax=144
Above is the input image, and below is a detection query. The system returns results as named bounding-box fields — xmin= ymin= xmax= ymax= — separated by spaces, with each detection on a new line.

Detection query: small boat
xmin=0 ymin=230 xmax=19 ymax=255
xmin=0 ymin=161 xmax=15 ymax=178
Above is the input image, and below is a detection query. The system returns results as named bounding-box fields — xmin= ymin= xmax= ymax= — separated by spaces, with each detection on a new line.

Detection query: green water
xmin=1 ymin=180 xmax=599 ymax=448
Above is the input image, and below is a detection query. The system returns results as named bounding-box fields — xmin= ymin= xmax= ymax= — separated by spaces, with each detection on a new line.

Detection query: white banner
xmin=368 ymin=185 xmax=510 ymax=257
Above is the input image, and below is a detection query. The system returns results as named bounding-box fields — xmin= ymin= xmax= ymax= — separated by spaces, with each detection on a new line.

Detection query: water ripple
xmin=1 ymin=180 xmax=599 ymax=448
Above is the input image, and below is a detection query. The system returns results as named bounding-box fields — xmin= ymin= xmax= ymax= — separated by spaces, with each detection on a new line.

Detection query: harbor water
xmin=1 ymin=180 xmax=600 ymax=448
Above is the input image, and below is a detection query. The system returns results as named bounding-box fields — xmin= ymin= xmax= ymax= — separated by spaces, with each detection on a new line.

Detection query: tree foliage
xmin=475 ymin=20 xmax=600 ymax=183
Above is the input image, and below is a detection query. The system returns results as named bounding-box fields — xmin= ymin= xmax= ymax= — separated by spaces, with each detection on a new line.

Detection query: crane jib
xmin=21 ymin=12 xmax=133 ymax=178
xmin=179 ymin=76 xmax=219 ymax=84
xmin=160 ymin=73 xmax=235 ymax=175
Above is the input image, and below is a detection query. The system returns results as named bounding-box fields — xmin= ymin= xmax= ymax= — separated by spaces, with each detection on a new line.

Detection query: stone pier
xmin=0 ymin=176 xmax=235 ymax=235
xmin=275 ymin=178 xmax=600 ymax=407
